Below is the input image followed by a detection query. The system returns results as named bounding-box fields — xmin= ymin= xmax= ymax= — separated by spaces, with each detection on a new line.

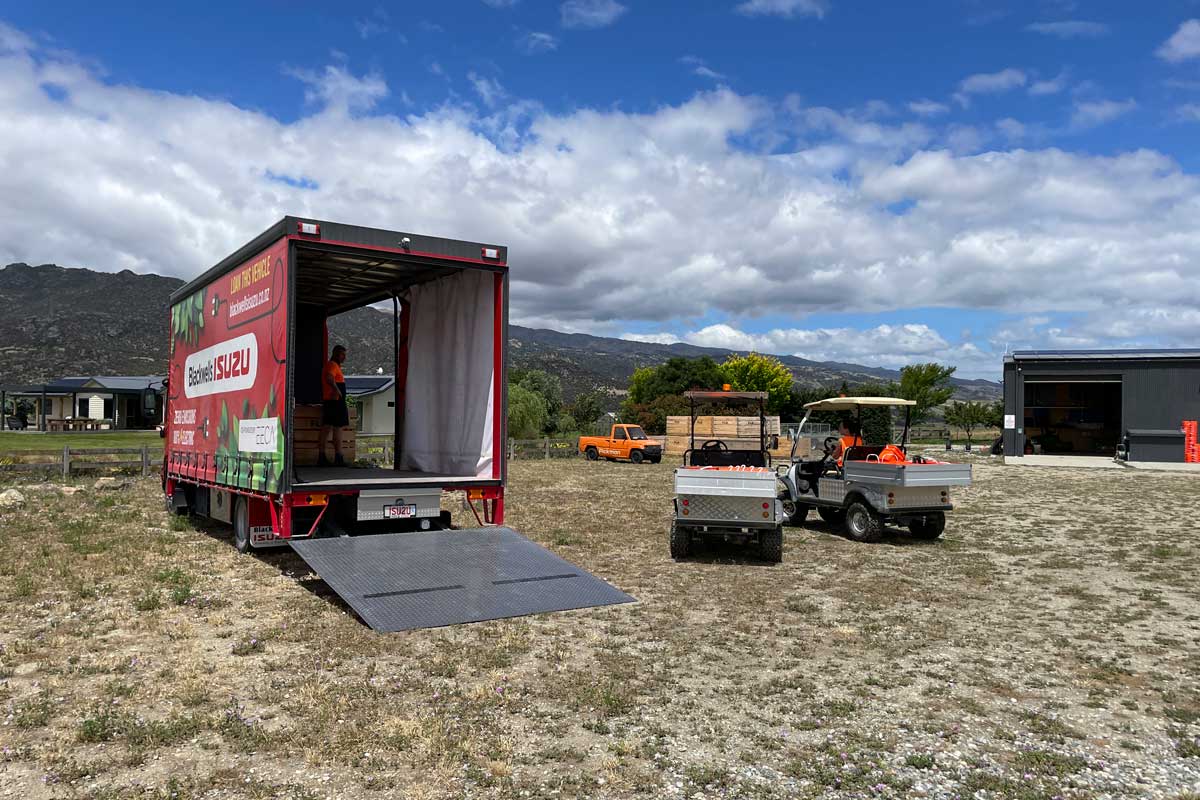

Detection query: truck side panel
xmin=166 ymin=237 xmax=290 ymax=496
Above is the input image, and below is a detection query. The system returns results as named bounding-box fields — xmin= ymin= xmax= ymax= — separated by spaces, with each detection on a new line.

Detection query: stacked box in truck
xmin=163 ymin=217 xmax=508 ymax=547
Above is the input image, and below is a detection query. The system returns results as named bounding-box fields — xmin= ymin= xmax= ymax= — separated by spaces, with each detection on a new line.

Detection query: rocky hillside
xmin=0 ymin=262 xmax=1000 ymax=400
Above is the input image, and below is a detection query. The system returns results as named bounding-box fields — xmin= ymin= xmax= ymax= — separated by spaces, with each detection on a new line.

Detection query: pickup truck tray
xmin=843 ymin=461 xmax=972 ymax=487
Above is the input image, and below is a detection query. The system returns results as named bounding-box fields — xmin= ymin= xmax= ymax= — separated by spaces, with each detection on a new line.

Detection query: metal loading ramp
xmin=289 ymin=527 xmax=635 ymax=631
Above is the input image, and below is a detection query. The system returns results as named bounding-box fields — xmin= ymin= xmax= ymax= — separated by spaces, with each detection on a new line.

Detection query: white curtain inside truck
xmin=399 ymin=269 xmax=495 ymax=479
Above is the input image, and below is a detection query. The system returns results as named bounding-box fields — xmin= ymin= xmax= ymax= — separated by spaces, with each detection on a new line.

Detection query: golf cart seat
xmin=687 ymin=439 xmax=767 ymax=468
xmin=844 ymin=444 xmax=908 ymax=464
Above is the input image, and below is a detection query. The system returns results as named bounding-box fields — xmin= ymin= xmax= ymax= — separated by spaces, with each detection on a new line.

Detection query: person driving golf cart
xmin=833 ymin=420 xmax=863 ymax=466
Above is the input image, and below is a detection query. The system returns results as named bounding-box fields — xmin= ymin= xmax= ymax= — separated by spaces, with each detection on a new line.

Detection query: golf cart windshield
xmin=627 ymin=426 xmax=647 ymax=440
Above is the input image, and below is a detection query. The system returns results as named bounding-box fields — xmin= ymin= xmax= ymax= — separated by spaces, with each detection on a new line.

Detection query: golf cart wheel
xmin=817 ymin=506 xmax=845 ymax=524
xmin=779 ymin=497 xmax=808 ymax=526
xmin=760 ymin=527 xmax=784 ymax=563
xmin=908 ymin=512 xmax=946 ymax=540
xmin=669 ymin=520 xmax=692 ymax=560
xmin=585 ymin=447 xmax=599 ymax=461
xmin=844 ymin=500 xmax=883 ymax=543
xmin=630 ymin=449 xmax=644 ymax=464
xmin=233 ymin=495 xmax=251 ymax=554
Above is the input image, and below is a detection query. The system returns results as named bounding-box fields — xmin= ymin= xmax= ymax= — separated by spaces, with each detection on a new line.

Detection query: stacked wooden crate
xmin=664 ymin=415 xmax=783 ymax=456
xmin=293 ymin=404 xmax=358 ymax=465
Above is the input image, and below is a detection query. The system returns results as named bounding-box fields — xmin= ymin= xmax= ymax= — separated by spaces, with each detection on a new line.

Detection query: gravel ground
xmin=0 ymin=456 xmax=1198 ymax=799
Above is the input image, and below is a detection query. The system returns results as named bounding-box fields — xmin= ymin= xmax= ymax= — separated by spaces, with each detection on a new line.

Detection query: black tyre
xmin=817 ymin=506 xmax=845 ymax=524
xmin=908 ymin=512 xmax=946 ymax=540
xmin=585 ymin=447 xmax=599 ymax=461
xmin=844 ymin=500 xmax=883 ymax=543
xmin=669 ymin=520 xmax=692 ymax=560
xmin=233 ymin=495 xmax=251 ymax=553
xmin=779 ymin=497 xmax=808 ymax=526
xmin=649 ymin=456 xmax=662 ymax=464
xmin=759 ymin=527 xmax=783 ymax=563
xmin=630 ymin=449 xmax=644 ymax=464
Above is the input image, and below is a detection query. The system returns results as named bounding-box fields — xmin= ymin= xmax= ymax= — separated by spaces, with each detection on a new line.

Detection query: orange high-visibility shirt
xmin=322 ymin=360 xmax=345 ymax=401
xmin=837 ymin=435 xmax=863 ymax=465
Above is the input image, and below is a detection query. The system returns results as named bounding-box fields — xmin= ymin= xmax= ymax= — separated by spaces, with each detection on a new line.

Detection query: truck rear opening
xmin=164 ymin=217 xmax=508 ymax=544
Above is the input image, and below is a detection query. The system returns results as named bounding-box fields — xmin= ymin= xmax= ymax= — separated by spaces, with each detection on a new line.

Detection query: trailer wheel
xmin=908 ymin=512 xmax=946 ymax=540
xmin=669 ymin=520 xmax=692 ymax=560
xmin=844 ymin=500 xmax=883 ymax=543
xmin=585 ymin=447 xmax=599 ymax=461
xmin=817 ymin=506 xmax=845 ymax=524
xmin=233 ymin=496 xmax=251 ymax=554
xmin=760 ymin=527 xmax=784 ymax=563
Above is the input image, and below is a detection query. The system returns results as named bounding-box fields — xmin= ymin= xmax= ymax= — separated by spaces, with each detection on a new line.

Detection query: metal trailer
xmin=669 ymin=390 xmax=785 ymax=562
xmin=776 ymin=397 xmax=972 ymax=543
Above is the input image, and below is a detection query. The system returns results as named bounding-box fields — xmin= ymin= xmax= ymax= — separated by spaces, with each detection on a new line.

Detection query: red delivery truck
xmin=163 ymin=217 xmax=508 ymax=551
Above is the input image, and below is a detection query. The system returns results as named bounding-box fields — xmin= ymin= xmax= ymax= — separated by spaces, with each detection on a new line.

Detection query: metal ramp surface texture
xmin=289 ymin=527 xmax=635 ymax=631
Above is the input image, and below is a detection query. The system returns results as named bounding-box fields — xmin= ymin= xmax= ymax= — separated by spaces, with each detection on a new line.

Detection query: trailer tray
xmin=289 ymin=527 xmax=634 ymax=631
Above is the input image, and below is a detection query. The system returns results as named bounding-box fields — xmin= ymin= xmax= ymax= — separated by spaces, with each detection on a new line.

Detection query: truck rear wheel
xmin=585 ymin=447 xmax=598 ymax=461
xmin=233 ymin=496 xmax=251 ymax=554
xmin=817 ymin=506 xmax=845 ymax=524
xmin=759 ymin=527 xmax=783 ymax=563
xmin=844 ymin=500 xmax=883 ymax=543
xmin=630 ymin=450 xmax=644 ymax=464
xmin=669 ymin=520 xmax=692 ymax=560
xmin=908 ymin=512 xmax=946 ymax=540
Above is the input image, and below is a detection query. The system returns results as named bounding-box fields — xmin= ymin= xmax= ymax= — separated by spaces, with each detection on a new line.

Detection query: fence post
xmin=62 ymin=445 xmax=70 ymax=480
xmin=141 ymin=445 xmax=149 ymax=476
xmin=544 ymin=437 xmax=550 ymax=459
xmin=508 ymin=438 xmax=515 ymax=460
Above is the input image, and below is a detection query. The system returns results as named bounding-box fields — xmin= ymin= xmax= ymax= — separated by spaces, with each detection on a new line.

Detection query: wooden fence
xmin=0 ymin=446 xmax=156 ymax=478
xmin=508 ymin=438 xmax=579 ymax=460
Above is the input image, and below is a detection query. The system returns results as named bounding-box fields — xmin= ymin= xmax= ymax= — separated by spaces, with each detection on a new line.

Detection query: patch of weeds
xmin=905 ymin=753 xmax=935 ymax=770
xmin=1174 ymin=733 xmax=1200 ymax=759
xmin=1164 ymin=706 xmax=1200 ymax=725
xmin=218 ymin=697 xmax=268 ymax=747
xmin=78 ymin=706 xmax=205 ymax=747
xmin=169 ymin=515 xmax=192 ymax=532
xmin=133 ymin=588 xmax=162 ymax=612
xmin=12 ymin=574 xmax=34 ymax=599
xmin=684 ymin=764 xmax=730 ymax=788
xmin=1118 ymin=739 xmax=1143 ymax=751
xmin=1016 ymin=709 xmax=1084 ymax=741
xmin=1013 ymin=749 xmax=1089 ymax=776
xmin=816 ymin=697 xmax=857 ymax=718
xmin=154 ymin=567 xmax=197 ymax=605
xmin=231 ymin=634 xmax=267 ymax=656
xmin=550 ymin=530 xmax=575 ymax=546
xmin=960 ymin=771 xmax=1056 ymax=800
xmin=14 ymin=691 xmax=55 ymax=728
xmin=785 ymin=597 xmax=820 ymax=614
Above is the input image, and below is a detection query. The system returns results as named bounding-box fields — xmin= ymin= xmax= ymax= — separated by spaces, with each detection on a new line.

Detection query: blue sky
xmin=2 ymin=2 xmax=1200 ymax=377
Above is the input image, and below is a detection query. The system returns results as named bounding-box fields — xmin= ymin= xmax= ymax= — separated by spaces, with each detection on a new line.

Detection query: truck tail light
xmin=681 ymin=498 xmax=689 ymax=506
xmin=302 ymin=494 xmax=328 ymax=506
xmin=762 ymin=502 xmax=769 ymax=509
xmin=297 ymin=221 xmax=320 ymax=236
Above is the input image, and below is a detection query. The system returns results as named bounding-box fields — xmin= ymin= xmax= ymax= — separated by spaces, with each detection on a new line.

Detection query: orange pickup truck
xmin=579 ymin=424 xmax=663 ymax=464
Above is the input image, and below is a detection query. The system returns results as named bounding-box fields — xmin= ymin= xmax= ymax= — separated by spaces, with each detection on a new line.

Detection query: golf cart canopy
xmin=683 ymin=391 xmax=768 ymax=403
xmin=803 ymin=397 xmax=916 ymax=411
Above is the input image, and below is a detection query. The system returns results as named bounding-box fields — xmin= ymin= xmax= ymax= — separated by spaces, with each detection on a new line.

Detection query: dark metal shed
xmin=1002 ymin=349 xmax=1200 ymax=462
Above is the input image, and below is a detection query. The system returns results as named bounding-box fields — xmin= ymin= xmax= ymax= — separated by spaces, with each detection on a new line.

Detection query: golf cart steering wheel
xmin=822 ymin=436 xmax=840 ymax=457
xmin=699 ymin=439 xmax=729 ymax=452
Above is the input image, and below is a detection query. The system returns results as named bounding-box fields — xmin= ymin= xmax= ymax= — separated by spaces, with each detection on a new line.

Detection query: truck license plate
xmin=385 ymin=504 xmax=418 ymax=519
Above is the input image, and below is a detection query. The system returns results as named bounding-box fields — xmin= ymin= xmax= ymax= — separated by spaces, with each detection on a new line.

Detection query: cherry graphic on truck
xmin=579 ymin=424 xmax=662 ymax=464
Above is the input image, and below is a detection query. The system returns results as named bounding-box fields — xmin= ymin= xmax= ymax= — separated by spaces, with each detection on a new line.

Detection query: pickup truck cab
xmin=579 ymin=424 xmax=662 ymax=464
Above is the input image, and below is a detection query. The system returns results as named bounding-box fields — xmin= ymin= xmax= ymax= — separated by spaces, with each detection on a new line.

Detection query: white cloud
xmin=1029 ymin=71 xmax=1070 ymax=96
xmin=1026 ymin=20 xmax=1109 ymax=38
xmin=560 ymin=0 xmax=627 ymax=29
xmin=954 ymin=68 xmax=1026 ymax=106
xmin=1157 ymin=19 xmax=1200 ymax=63
xmin=1070 ymin=98 xmax=1136 ymax=129
xmin=2 ymin=26 xmax=1200 ymax=375
xmin=621 ymin=332 xmax=681 ymax=345
xmin=285 ymin=65 xmax=388 ymax=114
xmin=908 ymin=99 xmax=949 ymax=116
xmin=482 ymin=0 xmax=518 ymax=7
xmin=0 ymin=21 xmax=34 ymax=53
xmin=518 ymin=32 xmax=559 ymax=54
xmin=996 ymin=118 xmax=1025 ymax=141
xmin=735 ymin=0 xmax=828 ymax=19
xmin=1177 ymin=103 xmax=1200 ymax=122
xmin=467 ymin=72 xmax=506 ymax=107
xmin=681 ymin=56 xmax=727 ymax=81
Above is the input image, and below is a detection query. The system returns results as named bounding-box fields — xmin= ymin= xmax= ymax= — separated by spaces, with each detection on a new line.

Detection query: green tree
xmin=626 ymin=357 xmax=725 ymax=405
xmin=893 ymin=363 xmax=956 ymax=426
xmin=720 ymin=352 xmax=795 ymax=413
xmin=514 ymin=370 xmax=563 ymax=421
xmin=620 ymin=393 xmax=690 ymax=435
xmin=982 ymin=399 xmax=1005 ymax=430
xmin=567 ymin=390 xmax=606 ymax=432
xmin=944 ymin=400 xmax=990 ymax=447
xmin=507 ymin=384 xmax=548 ymax=440
xmin=849 ymin=381 xmax=894 ymax=445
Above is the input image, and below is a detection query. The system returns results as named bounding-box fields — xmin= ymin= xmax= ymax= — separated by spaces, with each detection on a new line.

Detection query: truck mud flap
xmin=289 ymin=527 xmax=635 ymax=632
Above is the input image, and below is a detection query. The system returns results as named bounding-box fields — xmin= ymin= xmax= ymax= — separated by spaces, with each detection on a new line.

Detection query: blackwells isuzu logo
xmin=184 ymin=333 xmax=258 ymax=398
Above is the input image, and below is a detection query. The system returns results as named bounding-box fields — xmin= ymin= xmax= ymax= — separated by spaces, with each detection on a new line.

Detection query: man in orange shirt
xmin=320 ymin=345 xmax=349 ymax=467
xmin=832 ymin=420 xmax=863 ymax=465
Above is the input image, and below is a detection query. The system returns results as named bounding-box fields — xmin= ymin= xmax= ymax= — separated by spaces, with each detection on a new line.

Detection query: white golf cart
xmin=776 ymin=397 xmax=972 ymax=543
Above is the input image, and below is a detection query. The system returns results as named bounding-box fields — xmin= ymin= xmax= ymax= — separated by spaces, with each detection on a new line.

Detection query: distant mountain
xmin=0 ymin=262 xmax=1000 ymax=402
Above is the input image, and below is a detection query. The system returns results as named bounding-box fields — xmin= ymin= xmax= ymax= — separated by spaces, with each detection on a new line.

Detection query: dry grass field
xmin=1 ymin=456 xmax=1199 ymax=799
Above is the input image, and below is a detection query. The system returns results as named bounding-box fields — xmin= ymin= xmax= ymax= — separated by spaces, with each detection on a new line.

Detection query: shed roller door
xmin=289 ymin=527 xmax=635 ymax=631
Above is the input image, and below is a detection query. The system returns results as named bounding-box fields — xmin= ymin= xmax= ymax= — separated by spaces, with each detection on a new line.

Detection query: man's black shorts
xmin=322 ymin=399 xmax=349 ymax=428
